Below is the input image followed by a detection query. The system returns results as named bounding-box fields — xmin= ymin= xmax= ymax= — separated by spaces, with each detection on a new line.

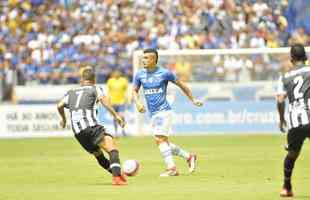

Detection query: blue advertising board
xmin=170 ymin=100 xmax=279 ymax=134
xmin=97 ymin=99 xmax=280 ymax=135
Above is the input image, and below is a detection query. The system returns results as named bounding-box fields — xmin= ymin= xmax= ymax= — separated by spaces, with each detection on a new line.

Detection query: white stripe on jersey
xmin=86 ymin=109 xmax=96 ymax=127
xmin=93 ymin=109 xmax=98 ymax=123
xmin=290 ymin=109 xmax=310 ymax=128
xmin=287 ymin=115 xmax=292 ymax=130
xmin=72 ymin=121 xmax=81 ymax=134
xmin=284 ymin=66 xmax=310 ymax=78
xmin=300 ymin=110 xmax=309 ymax=125
xmin=291 ymin=110 xmax=299 ymax=128
xmin=80 ymin=119 xmax=87 ymax=130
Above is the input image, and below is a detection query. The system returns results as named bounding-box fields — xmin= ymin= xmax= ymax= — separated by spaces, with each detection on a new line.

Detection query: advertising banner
xmin=170 ymin=100 xmax=279 ymax=134
xmin=0 ymin=105 xmax=72 ymax=138
xmin=0 ymin=100 xmax=280 ymax=138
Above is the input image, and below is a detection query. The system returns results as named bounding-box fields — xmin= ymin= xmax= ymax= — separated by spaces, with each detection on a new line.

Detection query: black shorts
xmin=287 ymin=124 xmax=310 ymax=152
xmin=74 ymin=125 xmax=113 ymax=154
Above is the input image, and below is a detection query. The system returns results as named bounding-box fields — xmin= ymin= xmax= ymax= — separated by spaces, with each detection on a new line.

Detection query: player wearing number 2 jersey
xmin=276 ymin=44 xmax=309 ymax=197
xmin=57 ymin=66 xmax=127 ymax=186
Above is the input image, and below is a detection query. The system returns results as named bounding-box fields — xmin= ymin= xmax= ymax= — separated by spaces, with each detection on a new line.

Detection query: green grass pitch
xmin=0 ymin=135 xmax=309 ymax=200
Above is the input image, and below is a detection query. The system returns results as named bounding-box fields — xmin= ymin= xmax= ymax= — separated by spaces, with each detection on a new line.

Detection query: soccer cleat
xmin=187 ymin=153 xmax=197 ymax=173
xmin=280 ymin=188 xmax=293 ymax=197
xmin=159 ymin=166 xmax=179 ymax=177
xmin=120 ymin=172 xmax=127 ymax=182
xmin=112 ymin=176 xmax=127 ymax=186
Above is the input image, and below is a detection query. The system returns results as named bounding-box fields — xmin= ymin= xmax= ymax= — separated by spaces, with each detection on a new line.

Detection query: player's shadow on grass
xmin=88 ymin=182 xmax=112 ymax=186
xmin=295 ymin=195 xmax=310 ymax=199
xmin=87 ymin=180 xmax=132 ymax=186
xmin=179 ymin=173 xmax=198 ymax=177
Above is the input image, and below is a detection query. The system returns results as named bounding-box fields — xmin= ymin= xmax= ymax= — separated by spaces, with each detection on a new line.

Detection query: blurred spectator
xmin=0 ymin=61 xmax=4 ymax=101
xmin=0 ymin=0 xmax=308 ymax=87
xmin=2 ymin=55 xmax=16 ymax=102
xmin=289 ymin=27 xmax=309 ymax=45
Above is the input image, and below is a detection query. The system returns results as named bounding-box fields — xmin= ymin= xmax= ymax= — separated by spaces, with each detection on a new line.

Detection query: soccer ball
xmin=122 ymin=159 xmax=140 ymax=176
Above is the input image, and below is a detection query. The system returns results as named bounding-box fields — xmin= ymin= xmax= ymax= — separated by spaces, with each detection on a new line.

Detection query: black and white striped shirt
xmin=277 ymin=65 xmax=310 ymax=130
xmin=60 ymin=85 xmax=105 ymax=134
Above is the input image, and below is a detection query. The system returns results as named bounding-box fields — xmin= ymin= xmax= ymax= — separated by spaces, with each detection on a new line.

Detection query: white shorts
xmin=151 ymin=110 xmax=173 ymax=136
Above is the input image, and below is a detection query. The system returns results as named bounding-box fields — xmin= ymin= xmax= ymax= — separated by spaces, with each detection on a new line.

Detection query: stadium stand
xmin=0 ymin=0 xmax=309 ymax=103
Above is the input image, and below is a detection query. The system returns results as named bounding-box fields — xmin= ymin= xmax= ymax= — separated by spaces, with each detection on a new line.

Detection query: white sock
xmin=158 ymin=142 xmax=175 ymax=169
xmin=169 ymin=142 xmax=190 ymax=160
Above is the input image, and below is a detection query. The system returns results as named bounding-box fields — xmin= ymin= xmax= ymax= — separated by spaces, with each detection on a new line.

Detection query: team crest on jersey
xmin=147 ymin=77 xmax=154 ymax=83
xmin=148 ymin=75 xmax=162 ymax=83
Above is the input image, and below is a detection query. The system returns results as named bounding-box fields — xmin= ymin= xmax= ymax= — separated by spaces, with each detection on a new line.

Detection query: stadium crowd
xmin=0 ymin=0 xmax=309 ymax=89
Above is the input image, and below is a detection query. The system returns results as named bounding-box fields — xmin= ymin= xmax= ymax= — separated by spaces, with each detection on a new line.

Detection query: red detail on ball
xmin=124 ymin=160 xmax=140 ymax=177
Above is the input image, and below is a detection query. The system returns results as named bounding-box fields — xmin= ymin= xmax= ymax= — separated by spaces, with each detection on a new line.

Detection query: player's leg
xmin=112 ymin=105 xmax=119 ymax=136
xmin=98 ymin=134 xmax=127 ymax=185
xmin=117 ymin=104 xmax=127 ymax=136
xmin=281 ymin=150 xmax=300 ymax=197
xmin=152 ymin=111 xmax=178 ymax=176
xmin=99 ymin=135 xmax=120 ymax=176
xmin=92 ymin=149 xmax=112 ymax=174
xmin=169 ymin=142 xmax=190 ymax=159
xmin=86 ymin=125 xmax=126 ymax=185
xmin=280 ymin=128 xmax=306 ymax=197
xmin=169 ymin=142 xmax=197 ymax=173
xmin=74 ymin=126 xmax=126 ymax=185
xmin=120 ymin=115 xmax=127 ymax=136
xmin=113 ymin=119 xmax=118 ymax=136
xmin=153 ymin=111 xmax=197 ymax=173
xmin=155 ymin=135 xmax=179 ymax=176
xmin=74 ymin=127 xmax=114 ymax=175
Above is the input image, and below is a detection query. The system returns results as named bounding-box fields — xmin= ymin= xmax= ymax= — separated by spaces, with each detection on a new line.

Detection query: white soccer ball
xmin=122 ymin=159 xmax=140 ymax=176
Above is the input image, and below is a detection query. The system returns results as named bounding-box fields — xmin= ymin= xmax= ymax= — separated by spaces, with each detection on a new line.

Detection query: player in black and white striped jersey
xmin=276 ymin=44 xmax=309 ymax=197
xmin=57 ymin=66 xmax=127 ymax=185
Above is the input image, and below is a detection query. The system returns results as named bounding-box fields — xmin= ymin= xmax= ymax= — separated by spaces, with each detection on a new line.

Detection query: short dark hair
xmin=81 ymin=67 xmax=95 ymax=82
xmin=291 ymin=43 xmax=307 ymax=62
xmin=143 ymin=48 xmax=158 ymax=63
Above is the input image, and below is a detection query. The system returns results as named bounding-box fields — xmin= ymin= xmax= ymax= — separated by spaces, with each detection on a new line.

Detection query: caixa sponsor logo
xmin=144 ymin=88 xmax=163 ymax=95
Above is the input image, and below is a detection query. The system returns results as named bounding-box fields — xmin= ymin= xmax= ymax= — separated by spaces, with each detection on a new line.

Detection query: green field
xmin=0 ymin=135 xmax=309 ymax=200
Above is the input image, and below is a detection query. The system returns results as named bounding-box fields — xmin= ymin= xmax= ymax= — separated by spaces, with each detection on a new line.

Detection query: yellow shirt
xmin=107 ymin=77 xmax=128 ymax=105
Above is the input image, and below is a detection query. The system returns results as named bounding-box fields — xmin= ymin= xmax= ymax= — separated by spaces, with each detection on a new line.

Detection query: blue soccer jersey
xmin=133 ymin=66 xmax=177 ymax=116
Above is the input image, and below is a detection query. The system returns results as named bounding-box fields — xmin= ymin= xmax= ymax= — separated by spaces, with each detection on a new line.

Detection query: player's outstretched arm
xmin=174 ymin=79 xmax=203 ymax=107
xmin=99 ymin=96 xmax=125 ymax=128
xmin=276 ymin=94 xmax=287 ymax=133
xmin=132 ymin=86 xmax=146 ymax=113
xmin=57 ymin=101 xmax=67 ymax=128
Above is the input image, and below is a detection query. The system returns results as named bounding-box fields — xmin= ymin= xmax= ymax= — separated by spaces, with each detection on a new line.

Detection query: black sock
xmin=284 ymin=155 xmax=296 ymax=190
xmin=95 ymin=153 xmax=112 ymax=174
xmin=109 ymin=149 xmax=121 ymax=177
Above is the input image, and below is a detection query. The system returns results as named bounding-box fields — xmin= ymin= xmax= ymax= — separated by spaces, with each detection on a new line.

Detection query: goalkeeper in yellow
xmin=107 ymin=70 xmax=129 ymax=136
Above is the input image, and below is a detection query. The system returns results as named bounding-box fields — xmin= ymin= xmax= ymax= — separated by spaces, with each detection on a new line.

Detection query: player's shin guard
xmin=158 ymin=142 xmax=175 ymax=169
xmin=169 ymin=142 xmax=190 ymax=160
xmin=109 ymin=149 xmax=121 ymax=177
xmin=95 ymin=153 xmax=112 ymax=174
xmin=283 ymin=155 xmax=297 ymax=190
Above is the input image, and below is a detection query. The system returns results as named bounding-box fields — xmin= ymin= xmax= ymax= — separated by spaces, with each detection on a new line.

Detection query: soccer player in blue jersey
xmin=133 ymin=49 xmax=203 ymax=176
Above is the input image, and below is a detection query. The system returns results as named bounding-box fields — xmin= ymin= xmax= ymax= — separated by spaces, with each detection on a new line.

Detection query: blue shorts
xmin=112 ymin=104 xmax=126 ymax=113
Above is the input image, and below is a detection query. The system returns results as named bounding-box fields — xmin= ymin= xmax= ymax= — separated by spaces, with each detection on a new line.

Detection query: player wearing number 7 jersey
xmin=57 ymin=66 xmax=127 ymax=186
xmin=276 ymin=44 xmax=309 ymax=197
